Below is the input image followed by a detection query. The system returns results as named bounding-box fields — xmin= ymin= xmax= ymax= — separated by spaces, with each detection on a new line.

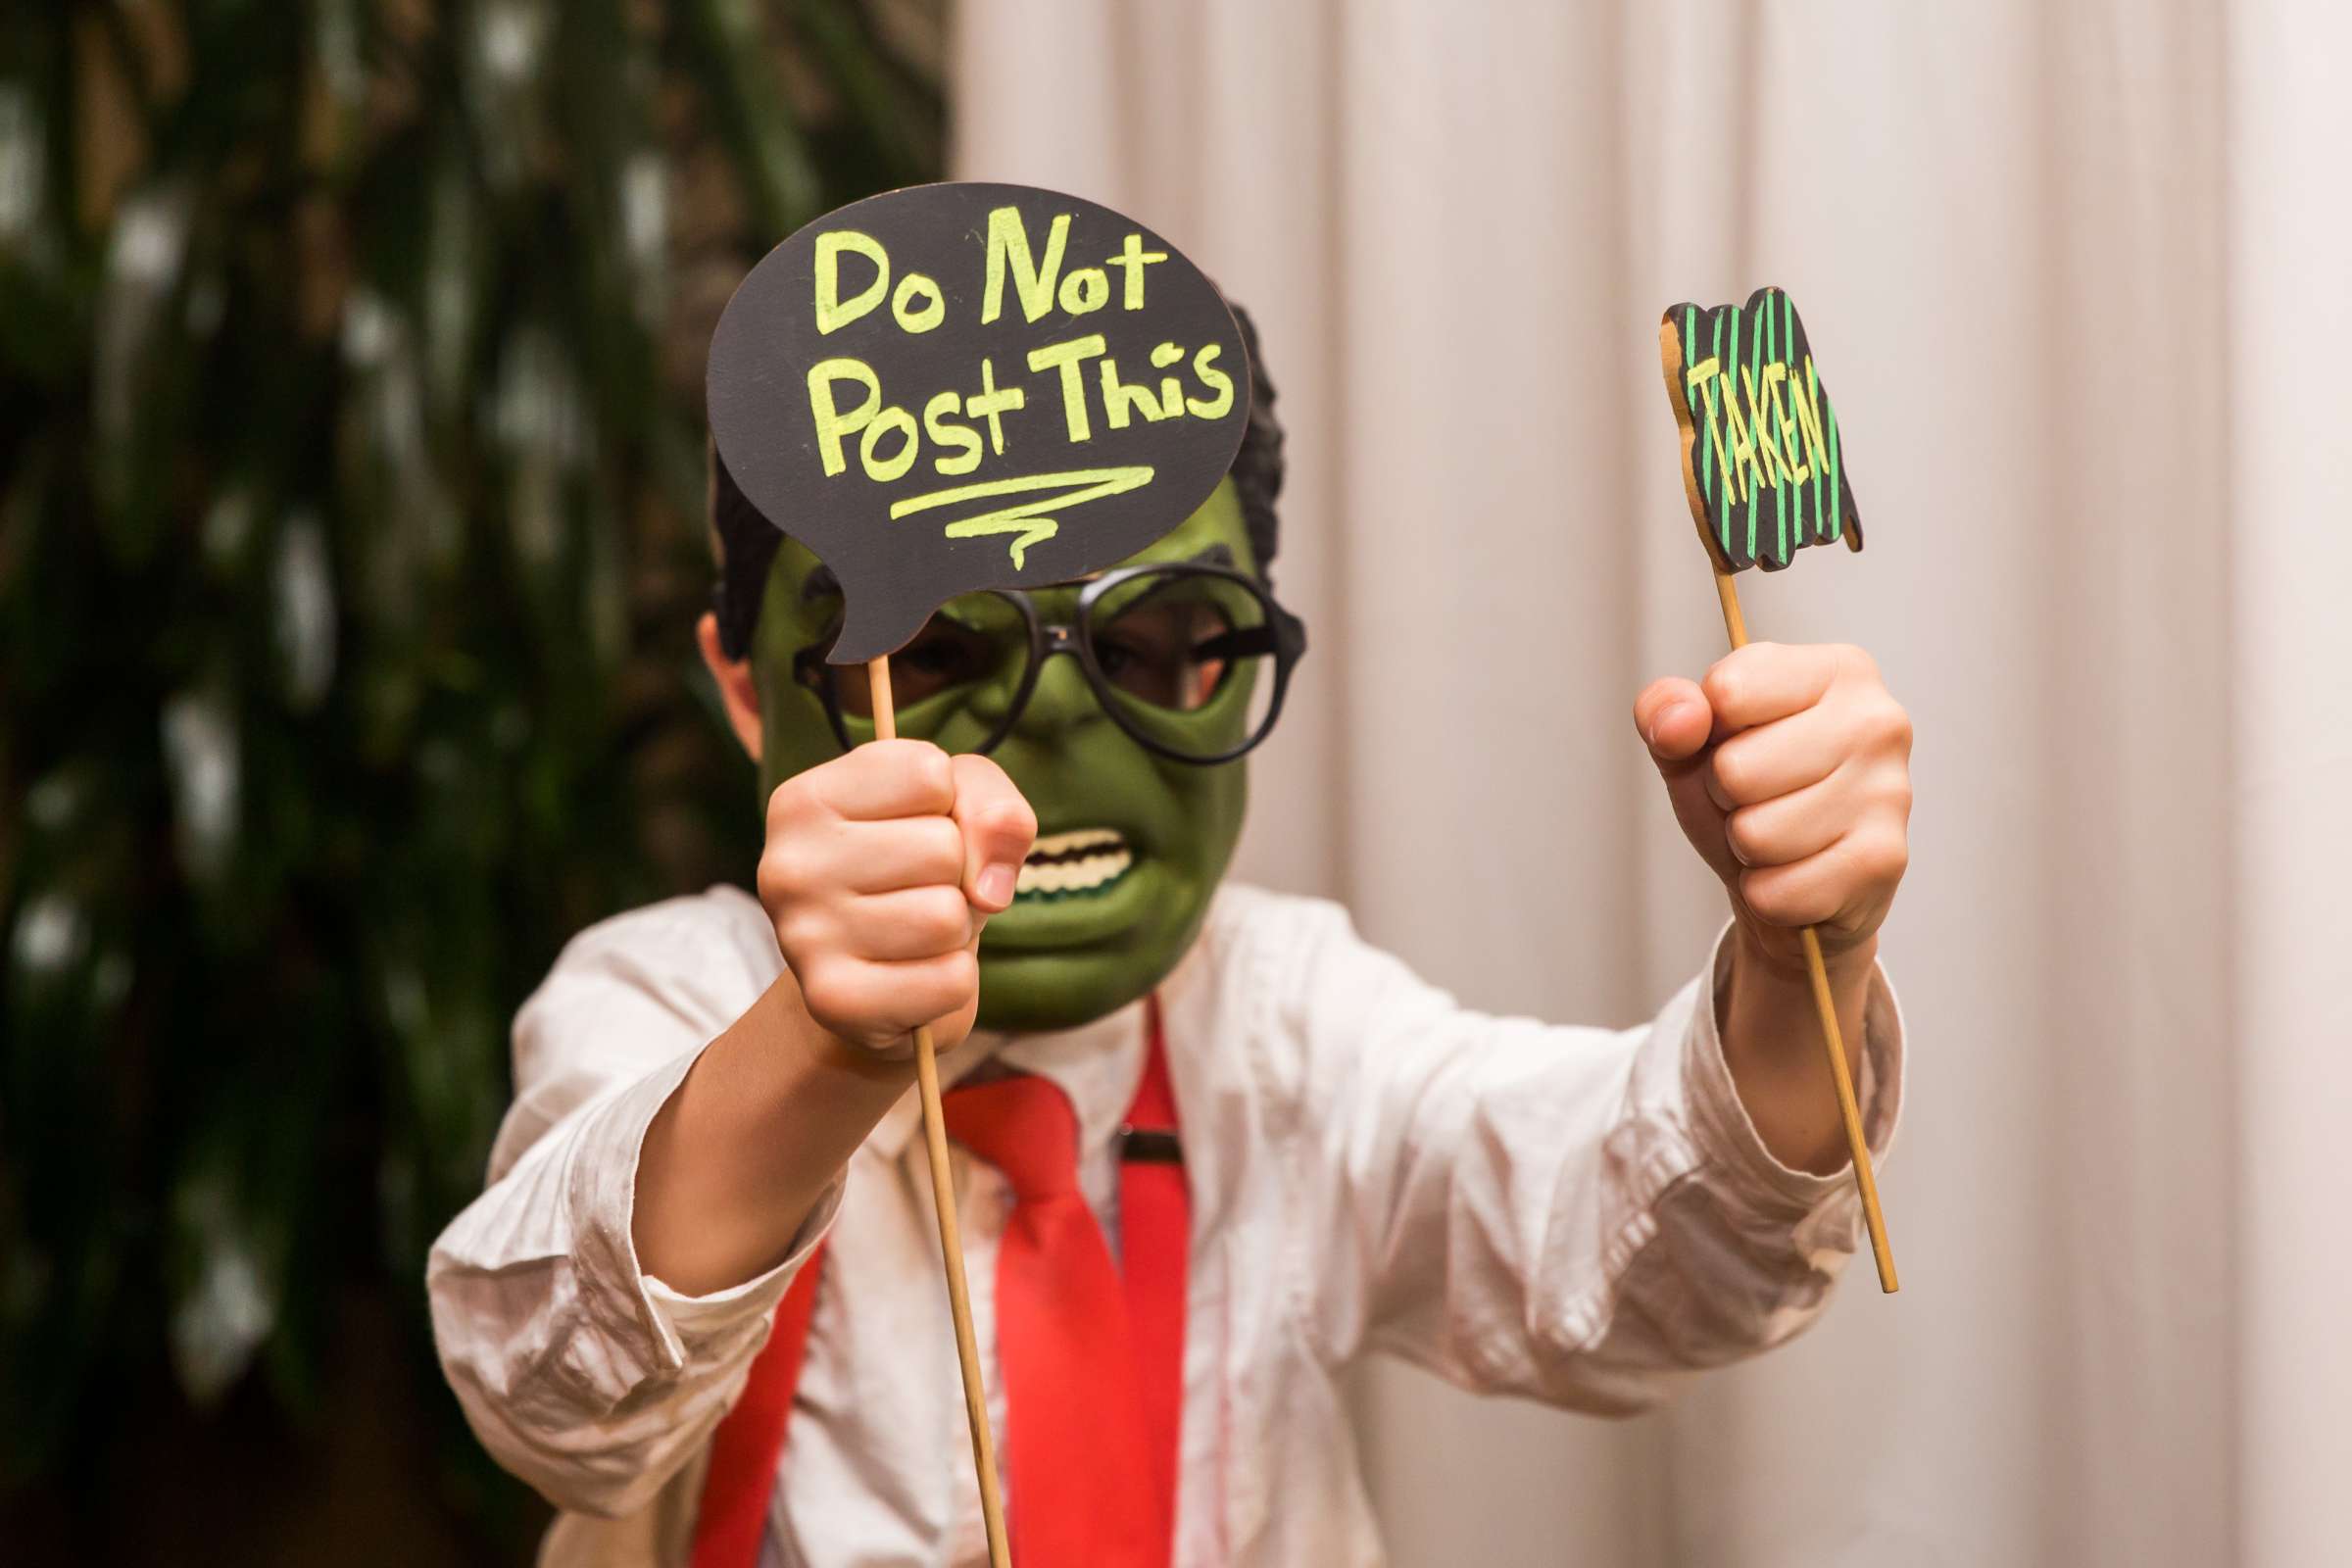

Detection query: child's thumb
xmin=1634 ymin=677 xmax=1711 ymax=767
xmin=1634 ymin=677 xmax=1740 ymax=883
xmin=949 ymin=753 xmax=1038 ymax=913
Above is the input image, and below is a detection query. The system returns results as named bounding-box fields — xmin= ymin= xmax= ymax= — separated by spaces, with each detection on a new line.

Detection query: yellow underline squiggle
xmin=887 ymin=466 xmax=1156 ymax=568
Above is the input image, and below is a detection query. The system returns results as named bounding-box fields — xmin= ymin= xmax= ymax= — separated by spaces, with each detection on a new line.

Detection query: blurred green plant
xmin=0 ymin=0 xmax=938 ymax=1548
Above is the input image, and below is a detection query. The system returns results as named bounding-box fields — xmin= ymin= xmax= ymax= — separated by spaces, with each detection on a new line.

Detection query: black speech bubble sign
xmin=1659 ymin=287 xmax=1863 ymax=574
xmin=708 ymin=182 xmax=1250 ymax=664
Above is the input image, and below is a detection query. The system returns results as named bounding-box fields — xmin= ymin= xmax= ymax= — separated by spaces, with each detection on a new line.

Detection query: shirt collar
xmin=860 ymin=894 xmax=1221 ymax=1164
xmin=863 ymin=998 xmax=1151 ymax=1163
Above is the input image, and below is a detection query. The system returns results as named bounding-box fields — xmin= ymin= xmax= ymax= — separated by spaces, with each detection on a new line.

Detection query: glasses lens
xmin=1087 ymin=567 xmax=1283 ymax=759
xmin=813 ymin=593 xmax=1030 ymax=738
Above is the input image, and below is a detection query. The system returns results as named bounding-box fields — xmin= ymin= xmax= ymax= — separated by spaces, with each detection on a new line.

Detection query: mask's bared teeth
xmin=1024 ymin=827 xmax=1129 ymax=865
xmin=1012 ymin=842 xmax=1134 ymax=901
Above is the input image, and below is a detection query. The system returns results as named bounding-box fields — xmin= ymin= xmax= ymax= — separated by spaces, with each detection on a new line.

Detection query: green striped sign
xmin=1658 ymin=287 xmax=1862 ymax=574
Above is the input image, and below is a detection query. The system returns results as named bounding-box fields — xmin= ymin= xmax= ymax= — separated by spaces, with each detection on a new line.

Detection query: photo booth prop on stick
xmin=1660 ymin=286 xmax=1897 ymax=1295
xmin=710 ymin=180 xmax=1251 ymax=665
xmin=709 ymin=182 xmax=1251 ymax=1565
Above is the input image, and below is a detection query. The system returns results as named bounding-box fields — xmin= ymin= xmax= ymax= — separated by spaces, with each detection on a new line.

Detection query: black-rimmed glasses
xmin=792 ymin=563 xmax=1307 ymax=764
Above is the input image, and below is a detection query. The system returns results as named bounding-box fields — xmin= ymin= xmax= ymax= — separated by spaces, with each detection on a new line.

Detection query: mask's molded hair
xmin=709 ymin=301 xmax=1286 ymax=661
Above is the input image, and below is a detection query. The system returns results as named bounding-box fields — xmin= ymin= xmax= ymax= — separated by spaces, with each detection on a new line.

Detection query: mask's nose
xmin=1005 ymin=639 xmax=1104 ymax=743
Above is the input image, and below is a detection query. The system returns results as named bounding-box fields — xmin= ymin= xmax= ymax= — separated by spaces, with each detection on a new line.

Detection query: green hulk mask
xmin=699 ymin=303 xmax=1294 ymax=1033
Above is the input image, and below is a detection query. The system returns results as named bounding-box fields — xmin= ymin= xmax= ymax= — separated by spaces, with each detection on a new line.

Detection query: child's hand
xmin=758 ymin=740 xmax=1038 ymax=1055
xmin=1633 ymin=643 xmax=1912 ymax=971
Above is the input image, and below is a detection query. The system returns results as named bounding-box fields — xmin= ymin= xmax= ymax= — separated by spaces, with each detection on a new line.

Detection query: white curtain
xmin=952 ymin=3 xmax=2351 ymax=1563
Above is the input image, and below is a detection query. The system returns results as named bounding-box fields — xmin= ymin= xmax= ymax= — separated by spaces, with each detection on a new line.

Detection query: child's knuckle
xmin=1876 ymin=699 xmax=1915 ymax=755
xmin=901 ymin=741 xmax=956 ymax=805
xmin=986 ymin=796 xmax=1039 ymax=845
xmin=1740 ymin=871 xmax=1796 ymax=924
xmin=914 ymin=816 xmax=966 ymax=879
xmin=1834 ymin=642 xmax=1879 ymax=682
xmin=938 ymin=949 xmax=981 ymax=998
xmin=910 ymin=887 xmax=970 ymax=948
xmin=1860 ymin=832 xmax=1909 ymax=886
xmin=1726 ymin=808 xmax=1771 ymax=864
xmin=759 ymin=839 xmax=816 ymax=905
xmin=769 ymin=903 xmax=825 ymax=960
xmin=905 ymin=959 xmax=967 ymax=1021
xmin=797 ymin=961 xmax=858 ymax=1024
xmin=1710 ymin=747 xmax=1755 ymax=804
xmin=765 ymin=774 xmax=815 ymax=831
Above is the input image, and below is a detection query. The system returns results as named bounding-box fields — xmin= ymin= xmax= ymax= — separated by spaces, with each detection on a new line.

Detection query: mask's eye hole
xmin=825 ymin=595 xmax=1026 ymax=719
xmin=1093 ymin=576 xmax=1259 ymax=712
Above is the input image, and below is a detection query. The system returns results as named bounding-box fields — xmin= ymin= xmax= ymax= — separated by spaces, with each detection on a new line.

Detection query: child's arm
xmin=633 ymin=740 xmax=1035 ymax=1296
xmin=1633 ymin=642 xmax=1912 ymax=1173
xmin=1276 ymin=637 xmax=1911 ymax=1408
xmin=427 ymin=740 xmax=1032 ymax=1515
xmin=1276 ymin=899 xmax=1903 ymax=1414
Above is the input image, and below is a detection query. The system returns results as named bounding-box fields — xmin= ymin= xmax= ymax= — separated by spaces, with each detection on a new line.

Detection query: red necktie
xmin=1118 ymin=1006 xmax=1187 ymax=1546
xmin=692 ymin=1004 xmax=1185 ymax=1567
xmin=944 ymin=1070 xmax=1164 ymax=1568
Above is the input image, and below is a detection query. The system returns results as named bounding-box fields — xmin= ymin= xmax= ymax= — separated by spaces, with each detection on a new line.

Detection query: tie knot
xmin=942 ymin=1073 xmax=1081 ymax=1202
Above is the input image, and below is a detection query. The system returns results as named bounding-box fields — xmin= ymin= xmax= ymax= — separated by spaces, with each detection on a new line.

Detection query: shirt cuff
xmin=1680 ymin=922 xmax=1907 ymax=1255
xmin=564 ymin=1042 xmax=844 ymax=1383
xmin=643 ymin=1190 xmax=838 ymax=1343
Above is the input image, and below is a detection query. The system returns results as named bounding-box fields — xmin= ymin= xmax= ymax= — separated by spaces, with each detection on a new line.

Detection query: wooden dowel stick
xmin=866 ymin=656 xmax=1014 ymax=1568
xmin=1710 ymin=573 xmax=1899 ymax=1295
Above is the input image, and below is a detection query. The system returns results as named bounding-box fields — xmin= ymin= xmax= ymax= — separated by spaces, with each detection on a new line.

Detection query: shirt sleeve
xmin=424 ymin=893 xmax=838 ymax=1517
xmin=1275 ymin=904 xmax=1903 ymax=1415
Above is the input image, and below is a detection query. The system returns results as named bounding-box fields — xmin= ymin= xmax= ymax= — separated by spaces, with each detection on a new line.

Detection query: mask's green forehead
xmin=758 ymin=478 xmax=1256 ymax=651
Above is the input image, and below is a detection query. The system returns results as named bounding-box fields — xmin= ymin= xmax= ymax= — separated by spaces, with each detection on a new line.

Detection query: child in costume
xmin=428 ymin=309 xmax=1911 ymax=1566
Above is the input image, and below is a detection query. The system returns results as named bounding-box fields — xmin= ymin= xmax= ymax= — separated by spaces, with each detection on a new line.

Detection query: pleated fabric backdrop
xmin=953 ymin=3 xmax=2351 ymax=1563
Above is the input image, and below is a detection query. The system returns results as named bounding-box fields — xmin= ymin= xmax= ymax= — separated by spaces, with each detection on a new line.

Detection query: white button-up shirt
xmin=427 ymin=882 xmax=1902 ymax=1566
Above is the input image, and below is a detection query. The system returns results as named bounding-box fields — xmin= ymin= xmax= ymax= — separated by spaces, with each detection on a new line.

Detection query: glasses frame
xmin=792 ymin=562 xmax=1308 ymax=765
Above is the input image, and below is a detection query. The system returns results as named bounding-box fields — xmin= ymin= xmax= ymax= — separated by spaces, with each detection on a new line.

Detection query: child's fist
xmin=1634 ymin=643 xmax=1912 ymax=969
xmin=757 ymin=740 xmax=1037 ymax=1055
